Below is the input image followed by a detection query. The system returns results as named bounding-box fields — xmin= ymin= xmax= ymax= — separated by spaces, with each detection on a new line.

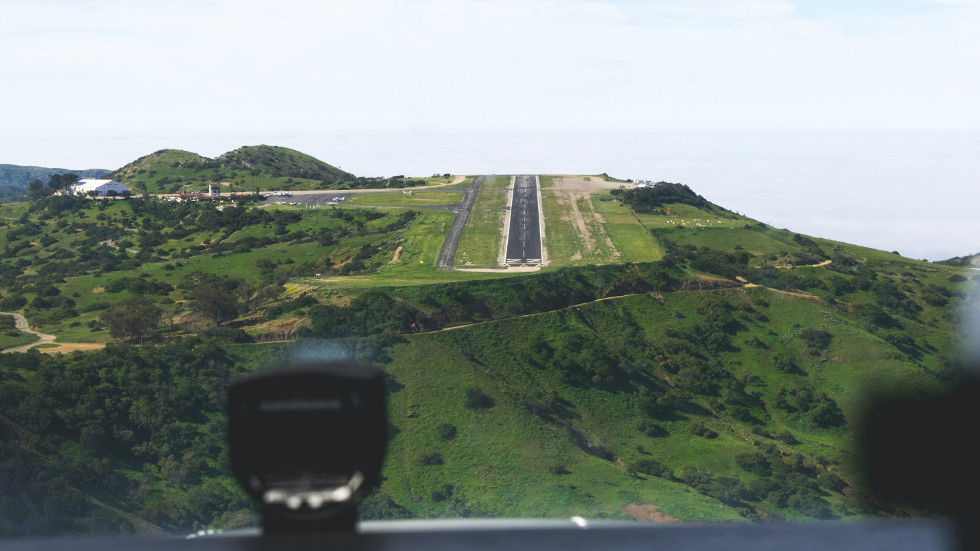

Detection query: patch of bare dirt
xmin=38 ymin=342 xmax=106 ymax=355
xmin=550 ymin=176 xmax=620 ymax=258
xmin=252 ymin=315 xmax=310 ymax=342
xmin=773 ymin=259 xmax=832 ymax=269
xmin=620 ymin=503 xmax=682 ymax=523
xmin=390 ymin=245 xmax=404 ymax=264
xmin=546 ymin=175 xmax=629 ymax=192
xmin=92 ymin=287 xmax=105 ymax=293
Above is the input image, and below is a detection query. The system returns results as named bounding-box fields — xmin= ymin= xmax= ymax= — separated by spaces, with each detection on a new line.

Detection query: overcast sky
xmin=2 ymin=0 xmax=979 ymax=259
xmin=3 ymin=0 xmax=980 ymax=143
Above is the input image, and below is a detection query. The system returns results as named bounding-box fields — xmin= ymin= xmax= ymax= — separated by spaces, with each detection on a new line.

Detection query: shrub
xmin=799 ymin=328 xmax=833 ymax=351
xmin=689 ymin=419 xmax=718 ymax=438
xmin=735 ymin=452 xmax=772 ymax=476
xmin=817 ymin=471 xmax=847 ymax=493
xmin=549 ymin=463 xmax=570 ymax=475
xmin=634 ymin=459 xmax=669 ymax=477
xmin=777 ymin=430 xmax=798 ymax=445
xmin=418 ymin=452 xmax=444 ymax=466
xmin=773 ymin=353 xmax=797 ymax=374
xmin=436 ymin=423 xmax=457 ymax=440
xmin=430 ymin=484 xmax=453 ymax=502
xmin=464 ymin=388 xmax=495 ymax=410
xmin=0 ymin=293 xmax=26 ymax=310
xmin=637 ymin=421 xmax=668 ymax=437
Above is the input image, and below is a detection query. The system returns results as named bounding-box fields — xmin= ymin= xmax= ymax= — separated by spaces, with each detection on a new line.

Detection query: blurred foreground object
xmin=863 ymin=377 xmax=980 ymax=550
xmin=228 ymin=362 xmax=387 ymax=534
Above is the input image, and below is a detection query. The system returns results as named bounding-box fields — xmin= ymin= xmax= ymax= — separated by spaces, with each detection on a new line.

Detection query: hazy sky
xmin=3 ymin=0 xmax=980 ymax=142
xmin=2 ymin=0 xmax=979 ymax=259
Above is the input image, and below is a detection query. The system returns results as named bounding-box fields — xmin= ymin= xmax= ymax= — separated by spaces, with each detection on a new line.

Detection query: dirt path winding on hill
xmin=0 ymin=311 xmax=55 ymax=353
xmin=1 ymin=312 xmax=105 ymax=354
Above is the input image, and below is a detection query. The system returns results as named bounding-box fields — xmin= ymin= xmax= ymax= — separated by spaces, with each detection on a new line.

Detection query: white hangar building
xmin=71 ymin=179 xmax=130 ymax=196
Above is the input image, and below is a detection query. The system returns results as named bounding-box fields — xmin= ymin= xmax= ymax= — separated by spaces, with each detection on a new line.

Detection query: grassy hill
xmin=106 ymin=146 xmax=355 ymax=195
xmin=216 ymin=145 xmax=352 ymax=182
xmin=0 ymin=179 xmax=974 ymax=536
xmin=105 ymin=145 xmax=434 ymax=195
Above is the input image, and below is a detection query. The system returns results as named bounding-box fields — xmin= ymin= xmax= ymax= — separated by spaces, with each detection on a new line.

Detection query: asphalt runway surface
xmin=437 ymin=175 xmax=485 ymax=269
xmin=261 ymin=191 xmax=462 ymax=211
xmin=505 ymin=175 xmax=542 ymax=265
xmin=261 ymin=193 xmax=351 ymax=207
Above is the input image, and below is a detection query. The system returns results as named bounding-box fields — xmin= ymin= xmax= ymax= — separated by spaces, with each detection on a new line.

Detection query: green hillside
xmin=216 ymin=145 xmax=352 ymax=182
xmin=105 ymin=146 xmax=428 ymax=195
xmin=0 ymin=179 xmax=974 ymax=537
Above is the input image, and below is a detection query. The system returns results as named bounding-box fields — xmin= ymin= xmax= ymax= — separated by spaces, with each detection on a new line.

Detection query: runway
xmin=504 ymin=175 xmax=542 ymax=266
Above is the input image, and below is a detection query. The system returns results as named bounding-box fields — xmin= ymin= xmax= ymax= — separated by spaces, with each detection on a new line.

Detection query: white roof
xmin=74 ymin=179 xmax=127 ymax=192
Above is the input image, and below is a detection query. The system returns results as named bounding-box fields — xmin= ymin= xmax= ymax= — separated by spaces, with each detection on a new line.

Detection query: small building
xmin=71 ymin=179 xmax=130 ymax=197
xmin=207 ymin=184 xmax=221 ymax=197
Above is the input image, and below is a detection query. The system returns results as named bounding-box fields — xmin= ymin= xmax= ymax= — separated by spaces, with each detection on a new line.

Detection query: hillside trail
xmin=773 ymin=259 xmax=832 ymax=269
xmin=1 ymin=311 xmax=55 ymax=353
xmin=425 ymin=293 xmax=646 ymax=335
xmin=1 ymin=311 xmax=105 ymax=354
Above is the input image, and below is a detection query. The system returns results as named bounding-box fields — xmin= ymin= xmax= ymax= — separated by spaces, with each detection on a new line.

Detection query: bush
xmin=436 ymin=423 xmax=457 ymax=440
xmin=777 ymin=430 xmax=798 ymax=445
xmin=430 ymin=484 xmax=453 ymax=502
xmin=0 ymin=293 xmax=27 ymax=310
xmin=637 ymin=420 xmax=668 ymax=437
xmin=464 ymin=388 xmax=495 ymax=410
xmin=634 ymin=459 xmax=669 ymax=477
xmin=689 ymin=419 xmax=718 ymax=438
xmin=799 ymin=328 xmax=833 ymax=351
xmin=549 ymin=463 xmax=571 ymax=475
xmin=817 ymin=471 xmax=847 ymax=493
xmin=735 ymin=452 xmax=772 ymax=476
xmin=773 ymin=352 xmax=797 ymax=374
xmin=418 ymin=452 xmax=444 ymax=466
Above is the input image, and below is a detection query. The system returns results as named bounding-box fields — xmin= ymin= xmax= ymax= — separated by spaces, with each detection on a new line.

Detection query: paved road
xmin=437 ymin=175 xmax=486 ymax=270
xmin=505 ymin=175 xmax=542 ymax=266
xmin=261 ymin=189 xmax=466 ymax=208
xmin=0 ymin=311 xmax=54 ymax=353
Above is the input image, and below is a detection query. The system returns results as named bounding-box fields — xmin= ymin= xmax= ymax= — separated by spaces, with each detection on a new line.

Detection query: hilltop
xmin=216 ymin=145 xmax=352 ymax=182
xmin=106 ymin=146 xmax=353 ymax=194
xmin=937 ymin=252 xmax=980 ymax=269
xmin=106 ymin=145 xmax=422 ymax=195
xmin=0 ymin=176 xmax=974 ymax=535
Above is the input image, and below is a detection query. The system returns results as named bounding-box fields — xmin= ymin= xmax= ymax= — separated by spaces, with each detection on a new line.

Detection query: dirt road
xmin=1 ymin=312 xmax=106 ymax=354
xmin=0 ymin=312 xmax=54 ymax=353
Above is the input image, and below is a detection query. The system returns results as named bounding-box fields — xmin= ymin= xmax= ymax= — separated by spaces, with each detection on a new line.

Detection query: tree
xmin=47 ymin=173 xmax=78 ymax=193
xmin=27 ymin=179 xmax=47 ymax=200
xmin=191 ymin=283 xmax=239 ymax=324
xmin=99 ymin=296 xmax=161 ymax=342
